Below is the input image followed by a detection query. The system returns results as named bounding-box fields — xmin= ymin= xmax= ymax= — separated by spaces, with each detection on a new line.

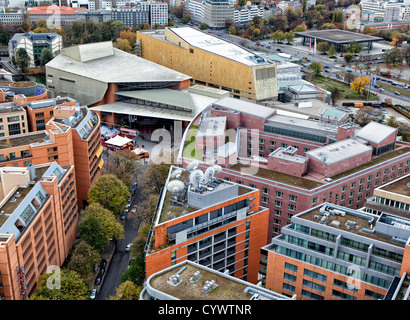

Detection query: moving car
xmin=394 ymin=91 xmax=401 ymax=95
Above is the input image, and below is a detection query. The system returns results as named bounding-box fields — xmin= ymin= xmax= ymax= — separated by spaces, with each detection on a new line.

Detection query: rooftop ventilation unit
xmin=190 ymin=169 xmax=204 ymax=190
xmin=202 ymin=280 xmax=217 ymax=295
xmin=190 ymin=271 xmax=202 ymax=283
xmin=167 ymin=274 xmax=181 ymax=286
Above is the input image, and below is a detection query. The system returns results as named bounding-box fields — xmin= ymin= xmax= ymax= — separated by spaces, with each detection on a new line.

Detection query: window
xmin=289 ymin=195 xmax=297 ymax=202
xmin=262 ymin=187 xmax=269 ymax=194
xmin=7 ymin=116 xmax=19 ymax=122
xmin=275 ymin=191 xmax=283 ymax=198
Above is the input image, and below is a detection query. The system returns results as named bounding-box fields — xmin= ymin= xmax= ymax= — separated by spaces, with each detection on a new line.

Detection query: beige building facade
xmin=136 ymin=27 xmax=278 ymax=101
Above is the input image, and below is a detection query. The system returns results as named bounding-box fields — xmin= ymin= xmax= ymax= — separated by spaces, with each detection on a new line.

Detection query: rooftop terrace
xmin=0 ymin=131 xmax=49 ymax=150
xmin=379 ymin=174 xmax=410 ymax=197
xmin=298 ymin=204 xmax=406 ymax=247
xmin=147 ymin=261 xmax=292 ymax=300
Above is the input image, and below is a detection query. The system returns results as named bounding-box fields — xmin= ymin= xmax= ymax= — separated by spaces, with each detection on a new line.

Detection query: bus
xmin=120 ymin=128 xmax=139 ymax=139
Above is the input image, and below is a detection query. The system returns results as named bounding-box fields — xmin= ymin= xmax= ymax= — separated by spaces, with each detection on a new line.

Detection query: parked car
xmin=95 ymin=274 xmax=102 ymax=285
xmin=120 ymin=212 xmax=126 ymax=220
xmin=99 ymin=267 xmax=106 ymax=275
xmin=90 ymin=289 xmax=97 ymax=300
xmin=100 ymin=259 xmax=107 ymax=268
xmin=125 ymin=243 xmax=133 ymax=252
xmin=276 ymin=48 xmax=281 ymax=52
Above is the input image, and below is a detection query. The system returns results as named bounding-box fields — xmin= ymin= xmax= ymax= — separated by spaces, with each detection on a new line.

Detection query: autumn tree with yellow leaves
xmin=350 ymin=76 xmax=370 ymax=96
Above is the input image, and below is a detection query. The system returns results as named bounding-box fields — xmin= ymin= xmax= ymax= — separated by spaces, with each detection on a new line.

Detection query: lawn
xmin=313 ymin=76 xmax=378 ymax=101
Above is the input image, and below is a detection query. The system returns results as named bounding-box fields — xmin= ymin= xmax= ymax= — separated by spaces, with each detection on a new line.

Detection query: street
xmin=95 ymin=163 xmax=148 ymax=300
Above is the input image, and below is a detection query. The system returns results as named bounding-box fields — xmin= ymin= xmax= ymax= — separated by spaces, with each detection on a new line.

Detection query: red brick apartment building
xmin=0 ymin=162 xmax=77 ymax=300
xmin=0 ymin=98 xmax=102 ymax=208
xmin=145 ymin=165 xmax=270 ymax=284
xmin=178 ymin=97 xmax=410 ymax=242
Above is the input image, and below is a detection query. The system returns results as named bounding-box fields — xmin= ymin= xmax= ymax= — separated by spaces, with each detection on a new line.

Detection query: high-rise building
xmin=145 ymin=165 xmax=270 ymax=284
xmin=203 ymin=0 xmax=233 ymax=29
xmin=260 ymin=202 xmax=410 ymax=300
xmin=0 ymin=162 xmax=77 ymax=300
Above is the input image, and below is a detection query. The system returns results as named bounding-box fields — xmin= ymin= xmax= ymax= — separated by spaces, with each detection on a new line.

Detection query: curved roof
xmin=46 ymin=41 xmax=191 ymax=84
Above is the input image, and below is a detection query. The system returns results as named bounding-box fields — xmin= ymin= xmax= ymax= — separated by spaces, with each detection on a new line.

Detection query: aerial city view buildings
xmin=0 ymin=0 xmax=409 ymax=309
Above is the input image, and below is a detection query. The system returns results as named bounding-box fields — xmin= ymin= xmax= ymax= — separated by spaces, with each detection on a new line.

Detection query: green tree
xmin=328 ymin=45 xmax=337 ymax=57
xmin=0 ymin=25 xmax=11 ymax=46
xmin=285 ymin=31 xmax=294 ymax=44
xmin=88 ymin=174 xmax=130 ymax=214
xmin=67 ymin=240 xmax=101 ymax=278
xmin=78 ymin=214 xmax=108 ymax=252
xmin=228 ymin=25 xmax=236 ymax=35
xmin=110 ymin=281 xmax=142 ymax=300
xmin=346 ymin=41 xmax=363 ymax=54
xmin=308 ymin=61 xmax=322 ymax=77
xmin=384 ymin=48 xmax=403 ymax=67
xmin=120 ymin=255 xmax=145 ymax=286
xmin=344 ymin=53 xmax=354 ymax=64
xmin=29 ymin=269 xmax=89 ymax=300
xmin=39 ymin=48 xmax=53 ymax=66
xmin=15 ymin=47 xmax=30 ymax=72
xmin=317 ymin=41 xmax=330 ymax=54
xmin=199 ymin=22 xmax=208 ymax=30
xmin=83 ymin=202 xmax=125 ymax=241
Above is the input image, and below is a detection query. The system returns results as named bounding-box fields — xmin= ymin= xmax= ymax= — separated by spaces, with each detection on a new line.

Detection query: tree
xmin=131 ymin=193 xmax=159 ymax=225
xmin=344 ymin=72 xmax=355 ymax=85
xmin=88 ymin=174 xmax=130 ymax=214
xmin=228 ymin=25 xmax=236 ymax=35
xmin=29 ymin=269 xmax=89 ymax=300
xmin=344 ymin=53 xmax=354 ymax=65
xmin=114 ymin=38 xmax=132 ymax=53
xmin=120 ymin=255 xmax=145 ymax=286
xmin=15 ymin=48 xmax=30 ymax=72
xmin=293 ymin=24 xmax=307 ymax=32
xmin=110 ymin=281 xmax=141 ymax=300
xmin=307 ymin=61 xmax=322 ymax=77
xmin=317 ymin=41 xmax=330 ymax=54
xmin=350 ymin=76 xmax=370 ymax=95
xmin=0 ymin=25 xmax=11 ymax=46
xmin=105 ymin=149 xmax=141 ymax=191
xmin=330 ymin=86 xmax=343 ymax=105
xmin=67 ymin=241 xmax=101 ymax=278
xmin=328 ymin=45 xmax=337 ymax=57
xmin=139 ymin=162 xmax=170 ymax=197
xmin=354 ymin=107 xmax=383 ymax=126
xmin=199 ymin=22 xmax=208 ymax=30
xmin=285 ymin=31 xmax=294 ymax=44
xmin=39 ymin=48 xmax=53 ymax=66
xmin=78 ymin=213 xmax=108 ymax=252
xmin=82 ymin=202 xmax=125 ymax=242
xmin=384 ymin=48 xmax=403 ymax=67
xmin=346 ymin=41 xmax=363 ymax=54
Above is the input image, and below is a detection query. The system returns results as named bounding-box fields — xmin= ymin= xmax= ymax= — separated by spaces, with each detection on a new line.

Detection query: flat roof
xmin=147 ymin=260 xmax=292 ymax=300
xmin=212 ymin=97 xmax=277 ymax=119
xmin=306 ymin=138 xmax=372 ymax=165
xmin=379 ymin=174 xmax=410 ymax=198
xmin=295 ymin=29 xmax=383 ymax=43
xmin=266 ymin=114 xmax=339 ymax=139
xmin=298 ymin=204 xmax=405 ymax=247
xmin=46 ymin=42 xmax=191 ymax=84
xmin=356 ymin=121 xmax=397 ymax=144
xmin=167 ymin=27 xmax=272 ymax=67
xmin=0 ymin=131 xmax=49 ymax=150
